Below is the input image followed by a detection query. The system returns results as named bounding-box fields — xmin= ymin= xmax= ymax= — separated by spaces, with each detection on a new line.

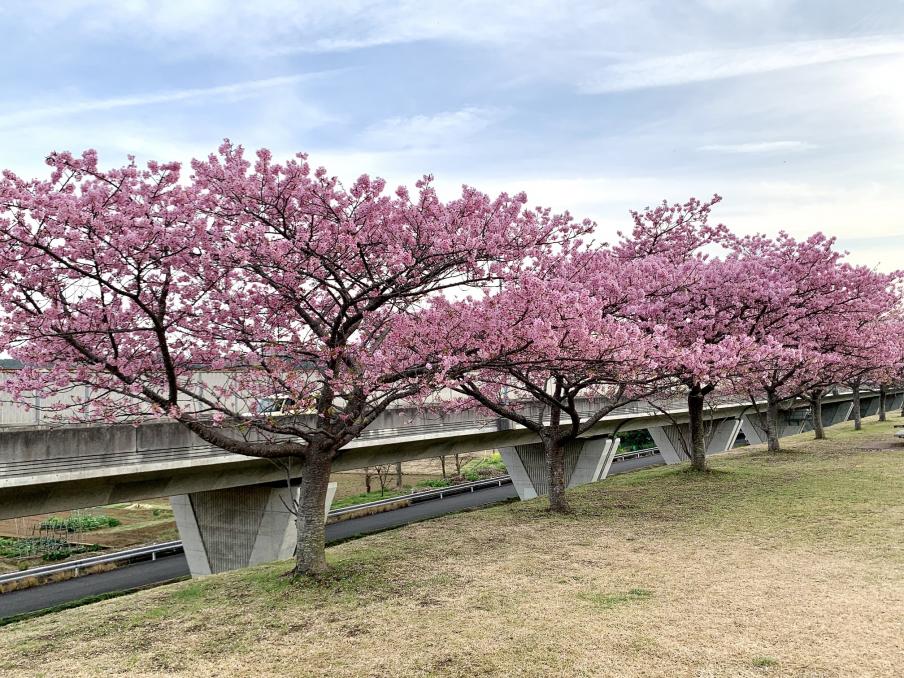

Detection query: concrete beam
xmin=3 ymin=390 xmax=899 ymax=518
xmin=499 ymin=437 xmax=619 ymax=501
xmin=172 ymin=481 xmax=337 ymax=577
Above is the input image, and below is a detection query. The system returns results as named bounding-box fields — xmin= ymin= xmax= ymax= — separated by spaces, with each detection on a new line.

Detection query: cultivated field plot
xmin=1 ymin=416 xmax=902 ymax=677
xmin=0 ymin=501 xmax=177 ymax=576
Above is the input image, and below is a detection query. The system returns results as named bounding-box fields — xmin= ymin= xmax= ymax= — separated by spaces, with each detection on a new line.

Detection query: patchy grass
xmin=1 ymin=414 xmax=903 ymax=677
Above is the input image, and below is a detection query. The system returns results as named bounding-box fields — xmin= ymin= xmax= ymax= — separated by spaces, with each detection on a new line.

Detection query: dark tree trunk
xmin=545 ymin=438 xmax=571 ymax=513
xmin=395 ymin=462 xmax=403 ymax=489
xmin=810 ymin=389 xmax=825 ymax=440
xmin=852 ymin=383 xmax=862 ymax=431
xmin=766 ymin=391 xmax=781 ymax=452
xmin=454 ymin=454 xmax=461 ymax=475
xmin=292 ymin=451 xmax=333 ymax=576
xmin=440 ymin=456 xmax=447 ymax=479
xmin=879 ymin=384 xmax=887 ymax=422
xmin=364 ymin=467 xmax=372 ymax=493
xmin=688 ymin=388 xmax=707 ymax=471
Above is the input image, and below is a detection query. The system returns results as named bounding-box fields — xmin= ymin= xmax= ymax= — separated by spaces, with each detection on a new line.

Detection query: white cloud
xmin=700 ymin=141 xmax=815 ymax=153
xmin=361 ymin=107 xmax=502 ymax=150
xmin=580 ymin=35 xmax=904 ymax=92
xmin=14 ymin=1 xmax=631 ymax=56
xmin=0 ymin=73 xmax=331 ymax=128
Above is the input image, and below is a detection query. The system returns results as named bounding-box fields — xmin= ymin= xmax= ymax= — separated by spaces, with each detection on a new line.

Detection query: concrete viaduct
xmin=1 ymin=389 xmax=897 ymax=577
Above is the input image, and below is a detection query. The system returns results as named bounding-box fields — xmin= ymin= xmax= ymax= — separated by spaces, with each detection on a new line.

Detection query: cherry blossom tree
xmin=403 ymin=248 xmax=670 ymax=512
xmin=0 ymin=144 xmax=580 ymax=574
xmin=833 ymin=317 xmax=904 ymax=429
xmin=730 ymin=232 xmax=899 ymax=450
xmin=614 ymin=196 xmax=753 ymax=471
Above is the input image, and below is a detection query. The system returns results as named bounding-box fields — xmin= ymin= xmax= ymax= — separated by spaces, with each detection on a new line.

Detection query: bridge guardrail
xmin=0 ymin=540 xmax=184 ymax=587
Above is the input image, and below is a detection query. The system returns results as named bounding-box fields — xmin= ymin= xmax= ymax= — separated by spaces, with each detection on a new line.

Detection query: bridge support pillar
xmin=647 ymin=417 xmax=742 ymax=465
xmin=888 ymin=392 xmax=904 ymax=411
xmin=499 ymin=437 xmax=619 ymax=501
xmin=863 ymin=396 xmax=881 ymax=417
xmin=740 ymin=410 xmax=806 ymax=445
xmin=172 ymin=481 xmax=337 ymax=577
xmin=803 ymin=402 xmax=836 ymax=433
xmin=831 ymin=402 xmax=854 ymax=425
xmin=820 ymin=401 xmax=854 ymax=428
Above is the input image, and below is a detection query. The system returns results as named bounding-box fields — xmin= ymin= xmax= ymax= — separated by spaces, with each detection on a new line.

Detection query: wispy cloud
xmin=0 ymin=73 xmax=328 ymax=128
xmin=581 ymin=35 xmax=904 ymax=92
xmin=362 ymin=107 xmax=503 ymax=149
xmin=700 ymin=140 xmax=815 ymax=154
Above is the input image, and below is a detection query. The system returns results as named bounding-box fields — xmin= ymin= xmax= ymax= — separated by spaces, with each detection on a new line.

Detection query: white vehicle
xmin=255 ymin=395 xmax=302 ymax=416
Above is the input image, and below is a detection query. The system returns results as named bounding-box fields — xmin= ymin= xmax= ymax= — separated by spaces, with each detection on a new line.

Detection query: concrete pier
xmin=647 ymin=417 xmax=742 ymax=464
xmin=172 ymin=481 xmax=337 ymax=576
xmin=499 ymin=437 xmax=619 ymax=501
xmin=740 ymin=409 xmax=805 ymax=445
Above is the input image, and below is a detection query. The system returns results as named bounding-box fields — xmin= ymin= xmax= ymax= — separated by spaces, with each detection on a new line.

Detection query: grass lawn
xmin=1 ymin=414 xmax=903 ymax=676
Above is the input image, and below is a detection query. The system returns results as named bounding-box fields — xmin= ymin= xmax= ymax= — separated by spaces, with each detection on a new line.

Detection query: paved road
xmin=0 ymin=453 xmax=662 ymax=620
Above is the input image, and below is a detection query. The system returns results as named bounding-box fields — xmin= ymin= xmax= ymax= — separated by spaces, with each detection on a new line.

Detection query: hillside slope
xmin=2 ymin=415 xmax=903 ymax=677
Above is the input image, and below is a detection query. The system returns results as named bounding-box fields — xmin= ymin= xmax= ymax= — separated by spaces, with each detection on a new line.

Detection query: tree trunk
xmin=545 ymin=438 xmax=571 ymax=513
xmin=766 ymin=391 xmax=781 ymax=452
xmin=810 ymin=389 xmax=825 ymax=440
xmin=879 ymin=384 xmax=887 ymax=422
xmin=440 ymin=456 xmax=446 ymax=479
xmin=852 ymin=383 xmax=862 ymax=431
xmin=688 ymin=388 xmax=707 ymax=471
xmin=292 ymin=452 xmax=333 ymax=576
xmin=395 ymin=462 xmax=403 ymax=489
xmin=454 ymin=454 xmax=461 ymax=475
xmin=364 ymin=467 xmax=372 ymax=493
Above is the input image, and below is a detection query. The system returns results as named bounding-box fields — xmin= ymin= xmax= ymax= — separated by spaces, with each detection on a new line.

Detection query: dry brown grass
xmin=1 ymin=415 xmax=903 ymax=677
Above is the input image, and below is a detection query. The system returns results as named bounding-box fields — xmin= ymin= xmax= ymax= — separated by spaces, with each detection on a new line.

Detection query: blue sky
xmin=1 ymin=1 xmax=903 ymax=269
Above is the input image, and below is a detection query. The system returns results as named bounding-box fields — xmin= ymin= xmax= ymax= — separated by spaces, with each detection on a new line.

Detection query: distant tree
xmin=372 ymin=464 xmax=395 ymax=497
xmin=730 ymin=233 xmax=899 ymax=449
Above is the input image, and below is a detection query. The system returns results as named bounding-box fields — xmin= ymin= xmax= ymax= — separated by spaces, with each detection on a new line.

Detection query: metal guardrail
xmin=328 ymin=475 xmax=515 ymax=517
xmin=0 ymin=447 xmax=662 ymax=588
xmin=0 ymin=540 xmax=183 ymax=586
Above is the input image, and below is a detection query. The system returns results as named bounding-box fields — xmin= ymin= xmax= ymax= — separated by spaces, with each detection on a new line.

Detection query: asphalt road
xmin=0 ymin=452 xmax=662 ymax=620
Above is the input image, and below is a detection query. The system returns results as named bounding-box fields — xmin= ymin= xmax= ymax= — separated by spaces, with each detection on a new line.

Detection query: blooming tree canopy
xmin=728 ymin=232 xmax=900 ymax=449
xmin=401 ymin=246 xmax=672 ymax=512
xmin=0 ymin=143 xmax=582 ymax=573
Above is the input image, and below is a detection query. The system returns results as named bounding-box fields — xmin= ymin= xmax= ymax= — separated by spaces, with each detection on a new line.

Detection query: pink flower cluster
xmin=0 ymin=145 xmax=900 ymax=459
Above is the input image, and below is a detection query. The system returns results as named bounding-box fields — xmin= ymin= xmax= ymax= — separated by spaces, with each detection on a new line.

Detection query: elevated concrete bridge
xmin=1 ymin=388 xmax=897 ymax=576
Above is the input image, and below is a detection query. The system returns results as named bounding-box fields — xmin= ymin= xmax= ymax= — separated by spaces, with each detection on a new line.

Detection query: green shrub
xmin=0 ymin=537 xmax=101 ymax=559
xmin=39 ymin=515 xmax=121 ymax=532
xmin=460 ymin=451 xmax=507 ymax=478
xmin=417 ymin=478 xmax=452 ymax=488
xmin=41 ymin=544 xmax=101 ymax=561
